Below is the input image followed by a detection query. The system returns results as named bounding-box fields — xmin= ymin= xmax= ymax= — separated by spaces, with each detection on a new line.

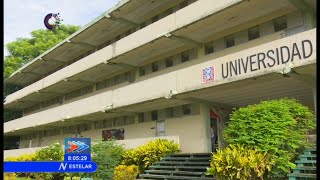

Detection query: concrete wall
xmin=5 ymin=29 xmax=316 ymax=134
xmin=165 ymin=114 xmax=205 ymax=153
xmin=5 ymin=136 xmax=179 ymax=159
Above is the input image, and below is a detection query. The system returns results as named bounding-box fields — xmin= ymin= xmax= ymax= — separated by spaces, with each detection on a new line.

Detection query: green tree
xmin=3 ymin=25 xmax=80 ymax=149
xmin=4 ymin=24 xmax=79 ymax=80
xmin=223 ymin=98 xmax=316 ymax=179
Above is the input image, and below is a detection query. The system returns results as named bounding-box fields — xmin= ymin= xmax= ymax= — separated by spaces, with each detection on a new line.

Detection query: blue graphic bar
xmin=4 ymin=161 xmax=97 ymax=173
xmin=65 ymin=154 xmax=91 ymax=161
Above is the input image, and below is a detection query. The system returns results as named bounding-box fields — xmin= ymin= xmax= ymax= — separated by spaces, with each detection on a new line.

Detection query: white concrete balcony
xmin=4 ymin=29 xmax=316 ymax=135
xmin=4 ymin=0 xmax=298 ymax=110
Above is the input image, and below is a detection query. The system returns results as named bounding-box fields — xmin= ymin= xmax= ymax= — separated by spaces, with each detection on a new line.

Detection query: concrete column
xmin=199 ymin=103 xmax=211 ymax=153
xmin=197 ymin=45 xmax=205 ymax=58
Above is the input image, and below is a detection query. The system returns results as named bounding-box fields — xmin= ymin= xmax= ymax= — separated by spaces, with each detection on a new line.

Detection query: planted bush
xmin=5 ymin=153 xmax=36 ymax=179
xmin=223 ymin=98 xmax=316 ymax=179
xmin=113 ymin=165 xmax=140 ymax=180
xmin=206 ymin=144 xmax=274 ymax=180
xmin=85 ymin=140 xmax=125 ymax=180
xmin=33 ymin=143 xmax=65 ymax=180
xmin=121 ymin=139 xmax=180 ymax=172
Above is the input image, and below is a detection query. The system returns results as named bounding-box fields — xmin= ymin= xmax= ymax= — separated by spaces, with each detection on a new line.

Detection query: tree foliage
xmin=3 ymin=25 xmax=80 ymax=149
xmin=206 ymin=144 xmax=274 ymax=180
xmin=223 ymin=98 xmax=316 ymax=179
xmin=4 ymin=24 xmax=79 ymax=80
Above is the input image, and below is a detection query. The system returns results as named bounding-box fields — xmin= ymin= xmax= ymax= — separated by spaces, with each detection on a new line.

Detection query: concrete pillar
xmin=199 ymin=103 xmax=211 ymax=153
xmin=197 ymin=45 xmax=205 ymax=58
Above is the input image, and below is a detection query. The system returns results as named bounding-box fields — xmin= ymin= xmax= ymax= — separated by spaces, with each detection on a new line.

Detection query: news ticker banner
xmin=4 ymin=138 xmax=97 ymax=173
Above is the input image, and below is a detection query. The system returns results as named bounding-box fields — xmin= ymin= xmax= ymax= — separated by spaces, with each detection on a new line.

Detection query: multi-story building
xmin=4 ymin=0 xmax=316 ymax=158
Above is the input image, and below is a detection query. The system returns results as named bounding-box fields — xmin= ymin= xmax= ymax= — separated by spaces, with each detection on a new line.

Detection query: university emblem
xmin=202 ymin=66 xmax=215 ymax=83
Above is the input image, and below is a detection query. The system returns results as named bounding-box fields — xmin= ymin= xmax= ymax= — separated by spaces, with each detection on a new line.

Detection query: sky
xmin=4 ymin=0 xmax=119 ymax=56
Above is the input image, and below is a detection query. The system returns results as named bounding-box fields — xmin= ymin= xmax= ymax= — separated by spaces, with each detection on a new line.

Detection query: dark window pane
xmin=166 ymin=57 xmax=173 ymax=67
xmin=140 ymin=22 xmax=146 ymax=29
xmin=152 ymin=62 xmax=159 ymax=72
xmin=152 ymin=15 xmax=159 ymax=23
xmin=248 ymin=26 xmax=260 ymax=40
xmin=166 ymin=107 xmax=174 ymax=118
xmin=182 ymin=104 xmax=191 ymax=115
xmin=205 ymin=43 xmax=214 ymax=54
xmin=138 ymin=113 xmax=144 ymax=123
xmin=151 ymin=110 xmax=158 ymax=121
xmin=274 ymin=16 xmax=287 ymax=32
xmin=181 ymin=50 xmax=190 ymax=62
xmin=225 ymin=37 xmax=235 ymax=48
xmin=180 ymin=0 xmax=188 ymax=9
xmin=140 ymin=67 xmax=146 ymax=76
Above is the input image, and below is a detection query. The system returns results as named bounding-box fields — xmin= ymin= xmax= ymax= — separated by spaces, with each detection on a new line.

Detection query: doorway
xmin=210 ymin=110 xmax=220 ymax=152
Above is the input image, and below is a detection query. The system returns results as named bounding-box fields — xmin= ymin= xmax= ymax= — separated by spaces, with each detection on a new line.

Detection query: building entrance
xmin=210 ymin=110 xmax=220 ymax=152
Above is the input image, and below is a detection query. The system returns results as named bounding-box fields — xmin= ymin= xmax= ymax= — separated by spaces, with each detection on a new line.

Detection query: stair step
xmin=139 ymin=174 xmax=215 ymax=180
xmin=145 ymin=170 xmax=205 ymax=176
xmin=161 ymin=157 xmax=211 ymax=161
xmin=300 ymin=154 xmax=317 ymax=158
xmin=150 ymin=165 xmax=208 ymax=170
xmin=295 ymin=160 xmax=317 ymax=164
xmin=287 ymin=173 xmax=317 ymax=178
xmin=306 ymin=148 xmax=316 ymax=152
xmin=293 ymin=166 xmax=317 ymax=173
xmin=168 ymin=153 xmax=211 ymax=158
xmin=156 ymin=161 xmax=210 ymax=165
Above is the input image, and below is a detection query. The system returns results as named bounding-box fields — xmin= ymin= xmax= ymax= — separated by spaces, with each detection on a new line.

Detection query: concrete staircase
xmin=136 ymin=153 xmax=215 ymax=180
xmin=287 ymin=148 xmax=317 ymax=180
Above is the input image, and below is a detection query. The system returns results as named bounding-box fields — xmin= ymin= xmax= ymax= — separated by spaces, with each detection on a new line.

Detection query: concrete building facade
xmin=4 ymin=0 xmax=316 ymax=158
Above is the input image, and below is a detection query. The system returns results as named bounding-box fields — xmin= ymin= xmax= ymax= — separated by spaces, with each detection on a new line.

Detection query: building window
xmin=152 ymin=15 xmax=159 ymax=23
xmin=115 ymin=35 xmax=121 ymax=41
xmin=125 ymin=29 xmax=132 ymax=36
xmin=274 ymin=16 xmax=287 ymax=32
xmin=205 ymin=43 xmax=214 ymax=55
xmin=114 ymin=117 xmax=125 ymax=127
xmin=165 ymin=57 xmax=173 ymax=67
xmin=138 ymin=113 xmax=145 ymax=123
xmin=139 ymin=67 xmax=146 ymax=76
xmin=248 ymin=26 xmax=260 ymax=40
xmin=124 ymin=116 xmax=135 ymax=125
xmin=182 ymin=104 xmax=191 ymax=115
xmin=103 ymin=120 xmax=113 ymax=128
xmin=140 ymin=22 xmax=146 ymax=29
xmin=82 ymin=123 xmax=91 ymax=131
xmin=95 ymin=121 xmax=103 ymax=129
xmin=180 ymin=0 xmax=189 ymax=9
xmin=225 ymin=36 xmax=235 ymax=48
xmin=181 ymin=50 xmax=190 ymax=62
xmin=151 ymin=110 xmax=158 ymax=121
xmin=166 ymin=107 xmax=174 ymax=118
xmin=152 ymin=62 xmax=159 ymax=72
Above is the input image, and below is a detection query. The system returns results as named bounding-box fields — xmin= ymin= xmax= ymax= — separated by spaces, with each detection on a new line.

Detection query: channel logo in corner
xmin=65 ymin=138 xmax=91 ymax=154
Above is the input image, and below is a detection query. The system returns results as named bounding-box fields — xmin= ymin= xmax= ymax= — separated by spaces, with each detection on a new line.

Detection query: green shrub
xmin=121 ymin=139 xmax=180 ymax=172
xmin=5 ymin=154 xmax=36 ymax=179
xmin=33 ymin=143 xmax=65 ymax=180
xmin=79 ymin=140 xmax=125 ymax=180
xmin=206 ymin=144 xmax=274 ymax=180
xmin=223 ymin=98 xmax=316 ymax=179
xmin=113 ymin=165 xmax=139 ymax=180
xmin=4 ymin=173 xmax=17 ymax=180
